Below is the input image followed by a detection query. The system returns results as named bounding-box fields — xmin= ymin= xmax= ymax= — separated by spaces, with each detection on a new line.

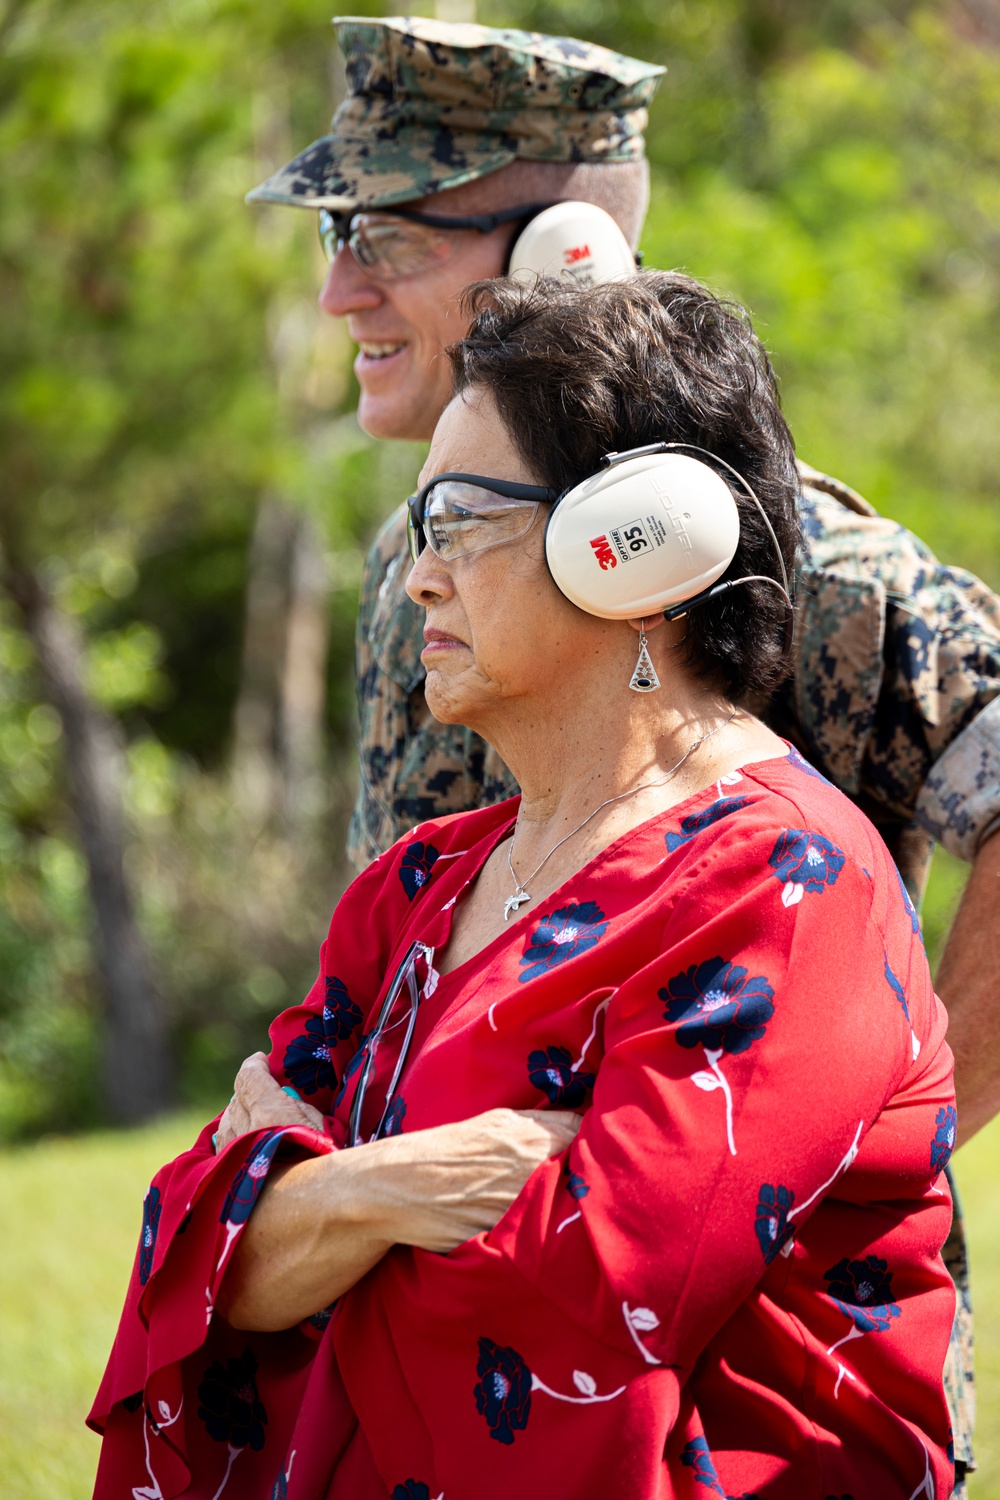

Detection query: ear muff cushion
xmin=544 ymin=454 xmax=741 ymax=620
xmin=507 ymin=202 xmax=636 ymax=286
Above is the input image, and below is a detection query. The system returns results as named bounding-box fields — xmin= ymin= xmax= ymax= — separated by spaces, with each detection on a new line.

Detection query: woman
xmin=91 ymin=274 xmax=956 ymax=1500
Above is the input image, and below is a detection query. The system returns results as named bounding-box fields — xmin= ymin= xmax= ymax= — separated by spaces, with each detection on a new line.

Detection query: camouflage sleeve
xmin=347 ymin=505 xmax=518 ymax=873
xmin=916 ymin=696 xmax=1000 ymax=858
xmin=788 ymin=479 xmax=1000 ymax=866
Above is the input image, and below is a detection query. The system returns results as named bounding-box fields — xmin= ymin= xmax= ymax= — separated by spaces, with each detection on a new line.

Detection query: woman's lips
xmin=422 ymin=629 xmax=467 ymax=656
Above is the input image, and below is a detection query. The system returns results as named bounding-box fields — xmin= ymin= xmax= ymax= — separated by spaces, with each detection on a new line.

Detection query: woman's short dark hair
xmin=449 ymin=272 xmax=799 ymax=702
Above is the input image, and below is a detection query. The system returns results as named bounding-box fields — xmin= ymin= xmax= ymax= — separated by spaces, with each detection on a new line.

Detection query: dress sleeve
xmin=88 ymin=842 xmax=420 ymax=1494
xmin=331 ymin=816 xmax=954 ymax=1482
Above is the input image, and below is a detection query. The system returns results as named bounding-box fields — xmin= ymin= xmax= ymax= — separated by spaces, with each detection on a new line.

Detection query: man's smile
xmin=356 ymin=341 xmax=407 ymax=361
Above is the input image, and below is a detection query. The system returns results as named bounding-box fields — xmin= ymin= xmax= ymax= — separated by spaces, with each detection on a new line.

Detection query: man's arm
xmin=935 ymin=828 xmax=1000 ymax=1144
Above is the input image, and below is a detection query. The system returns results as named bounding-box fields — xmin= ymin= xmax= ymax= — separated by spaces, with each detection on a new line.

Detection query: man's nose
xmin=318 ymin=245 xmax=382 ymax=317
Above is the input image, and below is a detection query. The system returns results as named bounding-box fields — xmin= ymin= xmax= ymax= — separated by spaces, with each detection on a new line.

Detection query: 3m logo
xmin=564 ymin=244 xmax=592 ymax=265
xmin=589 ymin=535 xmax=617 ymax=570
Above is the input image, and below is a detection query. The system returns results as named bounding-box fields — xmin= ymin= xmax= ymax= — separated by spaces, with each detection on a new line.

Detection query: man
xmin=250 ymin=16 xmax=1000 ymax=1487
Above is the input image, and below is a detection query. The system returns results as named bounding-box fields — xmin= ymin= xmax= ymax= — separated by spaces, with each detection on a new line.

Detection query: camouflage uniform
xmin=350 ymin=469 xmax=999 ymax=1491
xmin=251 ymin=17 xmax=994 ymax=1490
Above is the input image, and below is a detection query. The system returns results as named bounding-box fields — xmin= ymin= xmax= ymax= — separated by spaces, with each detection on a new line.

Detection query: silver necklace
xmin=503 ymin=712 xmax=738 ymax=922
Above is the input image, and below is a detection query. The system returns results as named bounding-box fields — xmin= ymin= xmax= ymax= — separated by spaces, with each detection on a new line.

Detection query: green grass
xmin=0 ymin=1018 xmax=996 ymax=1496
xmin=0 ymin=1111 xmax=205 ymax=1500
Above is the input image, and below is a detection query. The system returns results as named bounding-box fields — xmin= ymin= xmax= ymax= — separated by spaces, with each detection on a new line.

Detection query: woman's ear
xmin=626 ymin=613 xmax=666 ymax=634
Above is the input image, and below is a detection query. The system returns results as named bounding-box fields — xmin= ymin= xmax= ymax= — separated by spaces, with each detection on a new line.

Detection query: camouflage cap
xmin=247 ymin=15 xmax=665 ymax=213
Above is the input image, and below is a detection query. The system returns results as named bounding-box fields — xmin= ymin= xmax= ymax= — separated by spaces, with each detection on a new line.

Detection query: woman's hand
xmin=213 ymin=1052 xmax=325 ymax=1151
xmin=219 ymin=1105 xmax=580 ymax=1330
xmin=359 ymin=1106 xmax=582 ymax=1253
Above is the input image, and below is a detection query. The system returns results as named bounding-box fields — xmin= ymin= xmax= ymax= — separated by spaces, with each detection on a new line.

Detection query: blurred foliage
xmin=0 ymin=0 xmax=998 ymax=1137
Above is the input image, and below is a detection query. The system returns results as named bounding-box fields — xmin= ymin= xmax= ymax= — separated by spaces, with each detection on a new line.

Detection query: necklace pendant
xmin=503 ymin=890 xmax=531 ymax=922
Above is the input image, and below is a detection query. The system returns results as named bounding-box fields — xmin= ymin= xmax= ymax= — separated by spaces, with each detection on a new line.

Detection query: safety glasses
xmin=346 ymin=941 xmax=434 ymax=1148
xmin=406 ymin=473 xmax=560 ymax=566
xmin=318 ymin=202 xmax=553 ymax=282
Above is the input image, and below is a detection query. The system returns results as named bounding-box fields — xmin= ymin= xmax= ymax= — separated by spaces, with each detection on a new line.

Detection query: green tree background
xmin=2 ymin=3 xmax=1000 ymax=1496
xmin=1 ymin=0 xmax=998 ymax=1138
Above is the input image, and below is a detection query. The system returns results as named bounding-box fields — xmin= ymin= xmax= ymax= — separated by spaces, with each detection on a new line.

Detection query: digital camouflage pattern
xmin=349 ymin=463 xmax=999 ymax=1488
xmin=771 ymin=465 xmax=1000 ymax=902
xmin=247 ymin=16 xmax=664 ymax=213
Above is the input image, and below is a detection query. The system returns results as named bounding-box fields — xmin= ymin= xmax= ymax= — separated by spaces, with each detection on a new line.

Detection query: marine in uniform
xmin=250 ymin=17 xmax=1000 ymax=1488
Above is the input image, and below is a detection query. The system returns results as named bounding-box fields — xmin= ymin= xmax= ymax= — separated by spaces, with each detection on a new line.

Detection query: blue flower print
xmin=392 ymin=1484 xmax=432 ymax=1500
xmin=283 ymin=1016 xmax=337 ymax=1097
xmin=122 ymin=1390 xmax=144 ymax=1414
xmin=894 ymin=863 xmax=921 ymax=934
xmin=660 ymin=958 xmax=774 ymax=1055
xmin=768 ymin=829 xmax=845 ymax=902
xmin=884 ymin=957 xmax=910 ymax=1022
xmin=474 ymin=1337 xmax=532 ymax=1445
xmin=678 ymin=1440 xmax=765 ymax=1499
xmin=220 ymin=1129 xmax=286 ymax=1228
xmin=519 ymin=901 xmax=609 ymax=983
xmin=323 ymin=976 xmax=363 ymax=1043
xmin=197 ymin=1348 xmax=268 ymax=1450
xmin=565 ymin=1169 xmax=590 ymax=1200
xmin=382 ymin=1095 xmax=407 ymax=1136
xmin=527 ymin=1046 xmax=595 ymax=1108
xmin=824 ymin=1255 xmax=901 ymax=1334
xmin=270 ymin=1473 xmax=288 ymax=1500
xmin=680 ymin=1437 xmax=725 ymax=1495
xmin=785 ymin=742 xmax=831 ymax=783
xmin=333 ymin=1039 xmax=368 ymax=1110
xmin=931 ymin=1105 xmax=957 ymax=1174
xmin=665 ymin=797 xmax=752 ymax=852
xmin=138 ymin=1185 xmax=161 ymax=1285
xmin=755 ymin=1183 xmax=796 ymax=1265
xmin=399 ymin=840 xmax=440 ymax=900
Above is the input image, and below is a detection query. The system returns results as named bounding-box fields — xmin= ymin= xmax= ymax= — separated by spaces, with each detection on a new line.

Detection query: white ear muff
xmin=507 ymin=201 xmax=637 ymax=286
xmin=544 ymin=453 xmax=741 ymax=621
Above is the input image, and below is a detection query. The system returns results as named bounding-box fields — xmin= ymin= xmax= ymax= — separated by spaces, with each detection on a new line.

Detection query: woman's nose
xmin=405 ymin=546 xmax=454 ymax=606
xmin=318 ymin=246 xmax=382 ymax=317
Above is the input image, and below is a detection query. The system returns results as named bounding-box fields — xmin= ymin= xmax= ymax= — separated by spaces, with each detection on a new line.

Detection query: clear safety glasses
xmin=406 ymin=473 xmax=560 ymax=566
xmin=318 ymin=202 xmax=552 ymax=282
xmin=346 ymin=941 xmax=433 ymax=1148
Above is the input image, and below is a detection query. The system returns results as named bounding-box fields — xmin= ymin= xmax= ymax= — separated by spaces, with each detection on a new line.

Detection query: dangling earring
xmin=629 ymin=628 xmax=661 ymax=693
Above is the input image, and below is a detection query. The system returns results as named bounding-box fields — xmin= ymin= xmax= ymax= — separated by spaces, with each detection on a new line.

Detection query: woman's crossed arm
xmin=214 ymin=1056 xmax=579 ymax=1332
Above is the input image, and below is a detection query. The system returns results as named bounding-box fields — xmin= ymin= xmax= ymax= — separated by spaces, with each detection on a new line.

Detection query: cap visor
xmin=246 ymin=132 xmax=515 ymax=211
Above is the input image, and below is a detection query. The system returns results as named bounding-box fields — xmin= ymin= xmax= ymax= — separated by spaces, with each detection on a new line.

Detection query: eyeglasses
xmin=346 ymin=941 xmax=437 ymax=1148
xmin=406 ymin=473 xmax=560 ymax=566
xmin=318 ymin=202 xmax=553 ymax=282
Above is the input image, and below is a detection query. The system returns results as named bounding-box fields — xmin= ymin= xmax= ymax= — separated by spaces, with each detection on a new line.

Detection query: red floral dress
xmin=90 ymin=746 xmax=957 ymax=1500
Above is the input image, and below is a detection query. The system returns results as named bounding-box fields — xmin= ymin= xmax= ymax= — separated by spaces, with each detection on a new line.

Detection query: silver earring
xmin=629 ymin=629 xmax=661 ymax=693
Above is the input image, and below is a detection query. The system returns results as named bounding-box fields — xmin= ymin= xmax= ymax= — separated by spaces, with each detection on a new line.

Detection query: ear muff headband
xmin=506 ymin=202 xmax=638 ymax=286
xmin=543 ymin=442 xmax=792 ymax=625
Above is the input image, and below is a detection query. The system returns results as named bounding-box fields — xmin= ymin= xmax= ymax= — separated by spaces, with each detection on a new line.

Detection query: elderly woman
xmin=91 ymin=274 xmax=956 ymax=1500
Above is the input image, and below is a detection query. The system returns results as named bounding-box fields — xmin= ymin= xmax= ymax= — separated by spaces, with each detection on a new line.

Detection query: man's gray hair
xmin=428 ymin=158 xmax=651 ymax=252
